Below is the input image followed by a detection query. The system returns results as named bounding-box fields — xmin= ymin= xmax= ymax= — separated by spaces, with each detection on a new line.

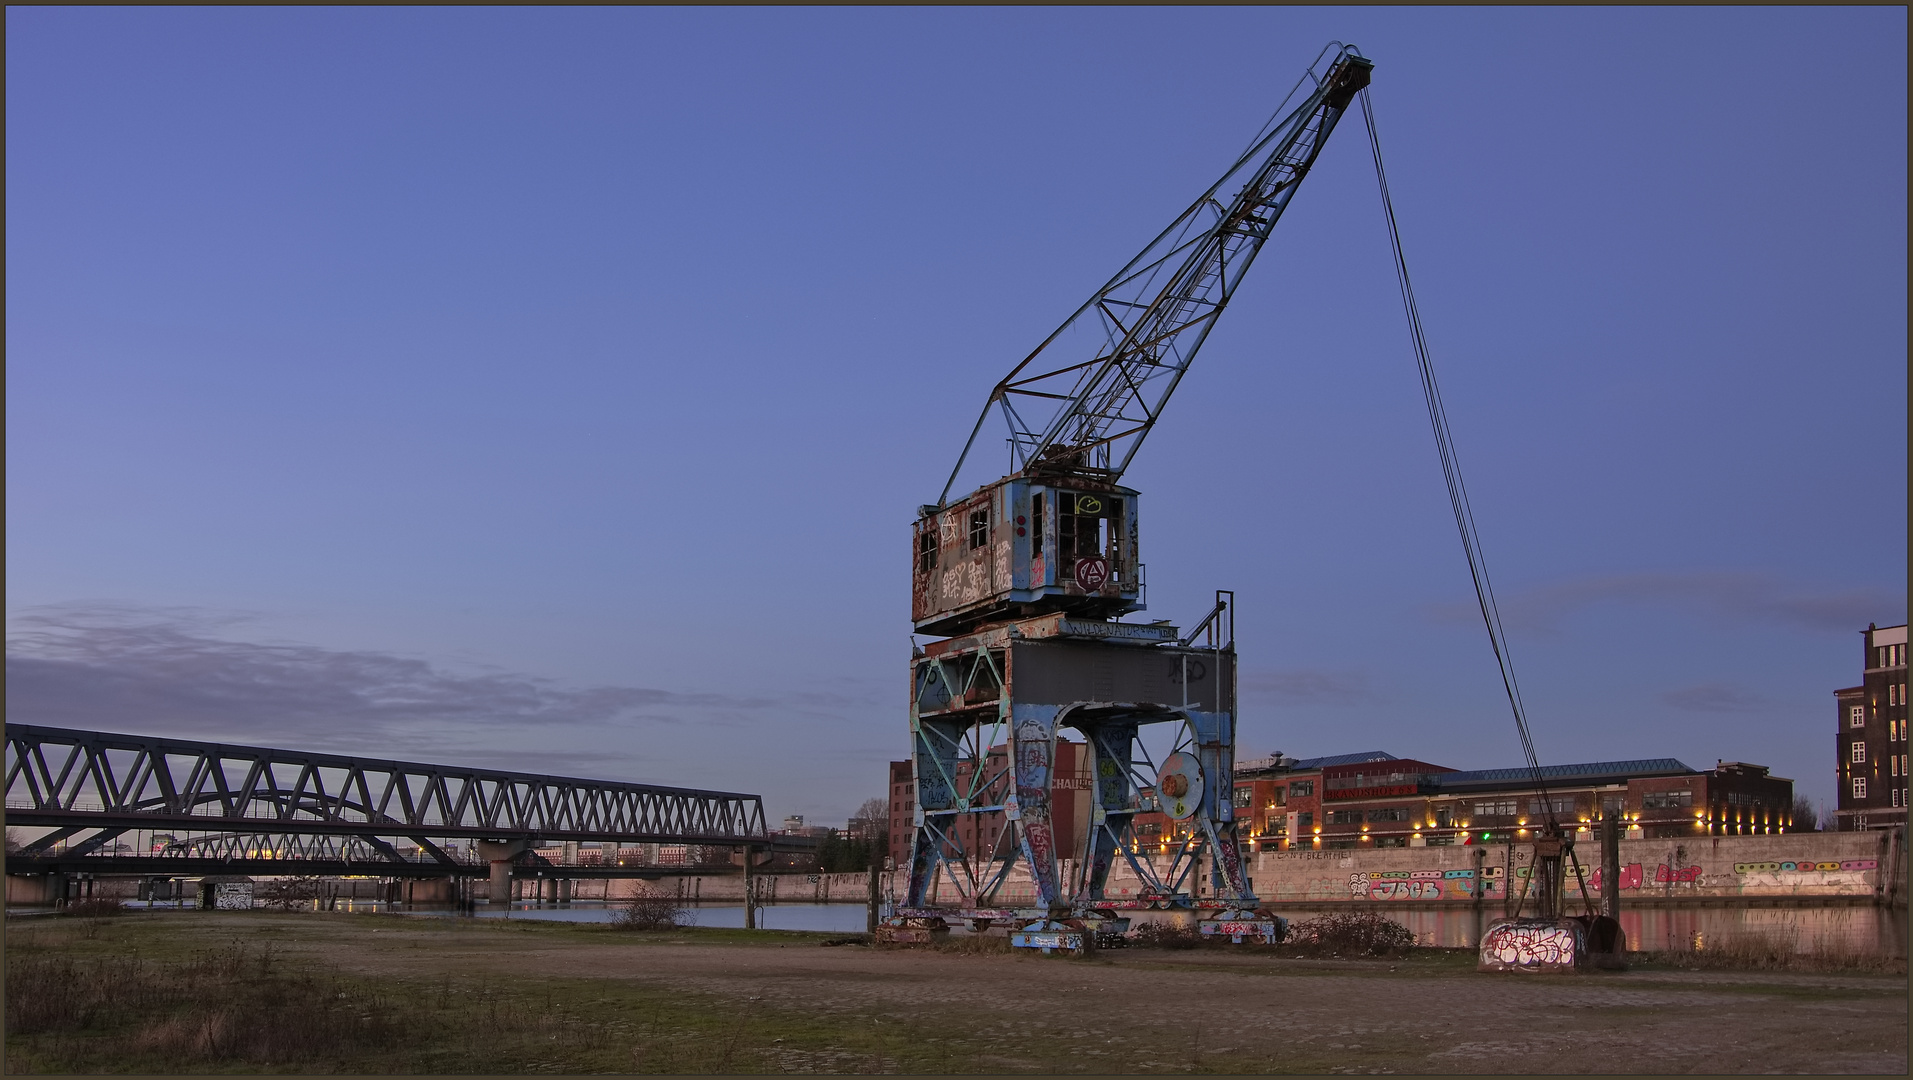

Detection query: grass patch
xmin=1 ymin=916 xmax=1119 ymax=1074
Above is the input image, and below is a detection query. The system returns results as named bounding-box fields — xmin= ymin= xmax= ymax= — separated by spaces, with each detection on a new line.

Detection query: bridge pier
xmin=476 ymin=839 xmax=532 ymax=906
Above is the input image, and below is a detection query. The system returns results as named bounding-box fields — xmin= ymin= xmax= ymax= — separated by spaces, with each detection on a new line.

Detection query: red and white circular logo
xmin=1075 ymin=557 xmax=1109 ymax=591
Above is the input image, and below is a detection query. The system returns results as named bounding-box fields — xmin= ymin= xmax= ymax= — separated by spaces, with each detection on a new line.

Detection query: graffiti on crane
xmin=1481 ymin=923 xmax=1577 ymax=968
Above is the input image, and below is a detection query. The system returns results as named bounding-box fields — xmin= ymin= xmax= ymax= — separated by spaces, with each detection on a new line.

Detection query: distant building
xmin=885 ymin=742 xmax=1796 ymax=862
xmin=1228 ymin=753 xmax=1792 ymax=849
xmin=1834 ymin=622 xmax=1908 ymax=832
xmin=884 ymin=740 xmax=1094 ymax=867
xmin=886 ymin=759 xmax=914 ymax=864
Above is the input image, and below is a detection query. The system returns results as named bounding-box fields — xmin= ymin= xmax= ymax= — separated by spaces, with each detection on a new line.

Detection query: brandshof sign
xmin=1325 ymin=784 xmax=1419 ymax=801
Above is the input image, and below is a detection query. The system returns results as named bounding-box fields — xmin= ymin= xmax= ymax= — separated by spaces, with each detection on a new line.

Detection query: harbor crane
xmin=889 ymin=45 xmax=1373 ymax=952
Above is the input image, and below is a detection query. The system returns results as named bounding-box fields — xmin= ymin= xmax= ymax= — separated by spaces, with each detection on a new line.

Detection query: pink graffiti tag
xmin=1654 ymin=864 xmax=1702 ymax=884
xmin=1586 ymin=864 xmax=1645 ymax=891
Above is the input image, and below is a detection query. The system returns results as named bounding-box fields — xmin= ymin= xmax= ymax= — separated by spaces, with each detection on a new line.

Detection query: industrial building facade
xmin=1834 ymin=622 xmax=1909 ymax=832
xmin=888 ymin=745 xmax=1795 ymax=863
xmin=1177 ymin=754 xmax=1792 ymax=851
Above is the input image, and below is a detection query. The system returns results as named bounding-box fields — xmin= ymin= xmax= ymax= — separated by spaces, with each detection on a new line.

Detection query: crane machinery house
xmin=913 ymin=482 xmax=1142 ymax=637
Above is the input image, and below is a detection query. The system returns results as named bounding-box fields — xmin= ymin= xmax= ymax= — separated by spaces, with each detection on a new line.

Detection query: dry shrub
xmin=1646 ymin=925 xmax=1906 ymax=974
xmin=255 ymin=876 xmax=325 ymax=911
xmin=1128 ymin=921 xmax=1201 ymax=950
xmin=610 ymin=886 xmax=687 ymax=931
xmin=929 ymin=932 xmax=1010 ymax=955
xmin=1285 ymin=911 xmax=1416 ymax=956
xmin=60 ymin=898 xmax=126 ymax=919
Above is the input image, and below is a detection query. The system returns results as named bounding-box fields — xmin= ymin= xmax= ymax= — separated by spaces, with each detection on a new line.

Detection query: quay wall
xmin=10 ymin=833 xmax=1901 ymax=909
xmin=1241 ymin=831 xmax=1900 ymax=905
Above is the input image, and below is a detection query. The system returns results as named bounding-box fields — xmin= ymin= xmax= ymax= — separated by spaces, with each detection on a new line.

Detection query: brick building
xmin=1834 ymin=622 xmax=1908 ymax=831
xmin=885 ymin=759 xmax=914 ymax=864
xmin=1230 ymin=754 xmax=1792 ymax=849
xmin=885 ymin=739 xmax=1094 ymax=866
xmin=888 ymin=744 xmax=1795 ymax=863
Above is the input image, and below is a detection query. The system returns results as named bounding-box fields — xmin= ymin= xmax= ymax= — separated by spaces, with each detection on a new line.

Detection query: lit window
xmin=1852 ymin=777 xmax=1867 ymax=799
xmin=1852 ymin=742 xmax=1867 ymax=764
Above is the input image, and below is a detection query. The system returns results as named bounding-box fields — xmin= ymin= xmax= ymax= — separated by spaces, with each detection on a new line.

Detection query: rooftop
xmin=1431 ymin=758 xmax=1695 ymax=791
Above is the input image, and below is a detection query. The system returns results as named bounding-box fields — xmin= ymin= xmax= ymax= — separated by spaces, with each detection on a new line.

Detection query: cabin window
xmin=968 ymin=508 xmax=989 ymax=549
xmin=918 ymin=528 xmax=938 ymax=573
xmin=1058 ymin=493 xmax=1123 ymax=576
xmin=1031 ymin=492 xmax=1044 ymax=558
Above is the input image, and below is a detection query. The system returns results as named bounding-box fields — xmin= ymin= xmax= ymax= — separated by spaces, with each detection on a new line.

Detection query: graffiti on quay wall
xmin=1348 ymin=869 xmax=1476 ymax=900
xmin=1480 ymin=922 xmax=1578 ymax=969
xmin=1733 ymin=860 xmax=1876 ymax=874
xmin=1570 ymin=863 xmax=1706 ymax=890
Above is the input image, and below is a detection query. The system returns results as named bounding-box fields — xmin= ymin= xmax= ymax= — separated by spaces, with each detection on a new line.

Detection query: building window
xmin=1851 ymin=705 xmax=1866 ymax=728
xmin=1474 ymin=799 xmax=1516 ymax=818
xmin=1852 ymin=742 xmax=1867 ymax=764
xmin=1642 ymin=790 xmax=1693 ymax=810
xmin=1233 ymin=786 xmax=1254 ymax=809
xmin=968 ymin=509 xmax=989 ymax=549
xmin=1297 ymin=811 xmax=1313 ymax=831
xmin=1527 ymin=796 xmax=1575 ymax=816
xmin=1288 ymin=780 xmax=1314 ymax=797
xmin=1326 ymin=809 xmax=1362 ymax=825
xmin=1366 ymin=807 xmax=1409 ymax=822
xmin=1852 ymin=777 xmax=1867 ymax=799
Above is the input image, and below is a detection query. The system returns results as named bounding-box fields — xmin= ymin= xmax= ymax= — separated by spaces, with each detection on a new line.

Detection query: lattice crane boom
xmin=939 ymin=45 xmax=1372 ymax=505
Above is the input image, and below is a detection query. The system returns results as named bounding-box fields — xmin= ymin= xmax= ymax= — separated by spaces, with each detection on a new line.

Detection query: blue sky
xmin=7 ymin=7 xmax=1905 ymax=822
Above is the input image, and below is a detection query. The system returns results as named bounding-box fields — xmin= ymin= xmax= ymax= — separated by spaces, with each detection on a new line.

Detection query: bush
xmin=256 ymin=877 xmax=325 ymax=911
xmin=1285 ymin=911 xmax=1416 ymax=956
xmin=61 ymin=898 xmax=126 ymax=919
xmin=1128 ymin=920 xmax=1201 ymax=950
xmin=610 ymin=887 xmax=687 ymax=931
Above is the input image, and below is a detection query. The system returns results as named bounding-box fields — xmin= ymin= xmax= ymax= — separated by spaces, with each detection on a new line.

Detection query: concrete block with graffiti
xmin=1477 ymin=918 xmax=1586 ymax=972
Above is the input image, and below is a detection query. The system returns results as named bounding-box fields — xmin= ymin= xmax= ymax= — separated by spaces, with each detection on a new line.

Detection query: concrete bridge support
xmin=475 ymin=839 xmax=532 ymax=906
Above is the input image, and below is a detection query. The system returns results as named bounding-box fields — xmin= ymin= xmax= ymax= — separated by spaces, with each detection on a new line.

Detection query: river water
xmin=360 ymin=900 xmax=1905 ymax=955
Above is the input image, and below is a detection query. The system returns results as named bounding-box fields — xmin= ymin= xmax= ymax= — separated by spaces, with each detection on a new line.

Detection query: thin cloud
xmin=1660 ymin=683 xmax=1770 ymax=714
xmin=1242 ymin=668 xmax=1377 ymax=705
xmin=1423 ymin=571 xmax=1900 ymax=634
xmin=4 ymin=603 xmax=773 ymax=761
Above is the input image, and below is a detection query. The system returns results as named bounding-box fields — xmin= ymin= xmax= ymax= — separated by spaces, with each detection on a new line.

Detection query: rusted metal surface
xmin=913 ymin=479 xmax=1142 ymax=638
xmin=891 ymin=598 xmax=1269 ymax=950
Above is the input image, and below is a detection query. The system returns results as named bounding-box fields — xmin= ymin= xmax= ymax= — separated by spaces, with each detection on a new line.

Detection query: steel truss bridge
xmin=4 ymin=724 xmax=808 ymax=879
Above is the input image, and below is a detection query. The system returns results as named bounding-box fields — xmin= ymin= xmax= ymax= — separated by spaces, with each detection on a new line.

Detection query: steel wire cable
xmin=1358 ymin=89 xmax=1555 ymax=828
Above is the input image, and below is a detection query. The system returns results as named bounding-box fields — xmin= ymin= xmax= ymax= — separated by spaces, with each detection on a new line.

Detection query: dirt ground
xmin=116 ymin=913 xmax=1909 ymax=1075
